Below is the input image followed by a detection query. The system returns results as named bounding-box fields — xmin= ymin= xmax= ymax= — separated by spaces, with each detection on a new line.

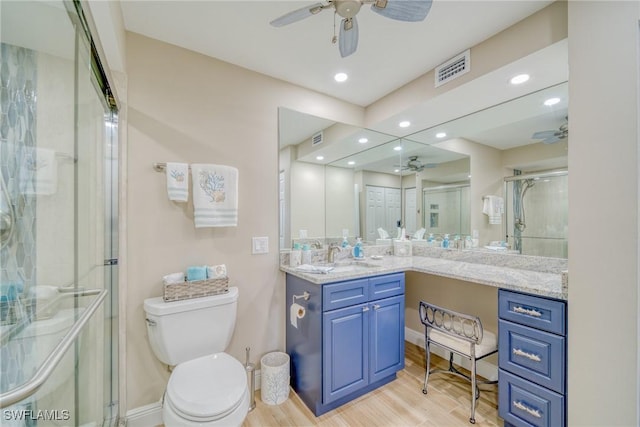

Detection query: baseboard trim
xmin=405 ymin=327 xmax=498 ymax=382
xmin=125 ymin=401 xmax=163 ymax=427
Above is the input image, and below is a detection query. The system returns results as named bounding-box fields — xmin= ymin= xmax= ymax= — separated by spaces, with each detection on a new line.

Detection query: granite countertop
xmin=280 ymin=254 xmax=567 ymax=301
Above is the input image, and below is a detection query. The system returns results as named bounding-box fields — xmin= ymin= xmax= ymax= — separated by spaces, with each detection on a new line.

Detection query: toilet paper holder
xmin=292 ymin=291 xmax=310 ymax=304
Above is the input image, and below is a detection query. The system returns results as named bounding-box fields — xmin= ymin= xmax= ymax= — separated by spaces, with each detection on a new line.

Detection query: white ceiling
xmin=113 ymin=0 xmax=568 ymax=176
xmin=119 ymin=0 xmax=555 ymax=107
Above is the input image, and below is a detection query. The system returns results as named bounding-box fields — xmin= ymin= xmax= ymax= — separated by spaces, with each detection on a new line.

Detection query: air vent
xmin=435 ymin=49 xmax=470 ymax=87
xmin=311 ymin=131 xmax=323 ymax=146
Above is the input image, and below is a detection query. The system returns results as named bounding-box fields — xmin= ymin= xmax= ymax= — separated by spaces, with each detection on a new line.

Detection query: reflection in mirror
xmin=278 ymin=107 xmax=400 ymax=249
xmin=328 ymin=139 xmax=469 ymax=244
xmin=505 ymin=170 xmax=568 ymax=258
xmin=278 ymin=81 xmax=568 ymax=257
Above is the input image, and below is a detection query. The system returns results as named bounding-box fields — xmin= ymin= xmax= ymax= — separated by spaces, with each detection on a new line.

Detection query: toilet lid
xmin=166 ymin=352 xmax=247 ymax=421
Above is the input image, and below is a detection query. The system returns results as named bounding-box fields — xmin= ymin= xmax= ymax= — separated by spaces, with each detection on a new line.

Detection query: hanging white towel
xmin=20 ymin=147 xmax=57 ymax=195
xmin=191 ymin=164 xmax=239 ymax=227
xmin=166 ymin=162 xmax=189 ymax=202
xmin=482 ymin=195 xmax=504 ymax=225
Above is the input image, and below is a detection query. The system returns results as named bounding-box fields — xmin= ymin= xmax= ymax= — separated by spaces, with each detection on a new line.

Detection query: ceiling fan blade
xmin=339 ymin=17 xmax=359 ymax=57
xmin=531 ymin=130 xmax=557 ymax=140
xmin=371 ymin=0 xmax=433 ymax=22
xmin=270 ymin=2 xmax=324 ymax=27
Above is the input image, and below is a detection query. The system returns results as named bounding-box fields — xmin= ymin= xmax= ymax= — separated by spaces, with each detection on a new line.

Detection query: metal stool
xmin=419 ymin=301 xmax=498 ymax=424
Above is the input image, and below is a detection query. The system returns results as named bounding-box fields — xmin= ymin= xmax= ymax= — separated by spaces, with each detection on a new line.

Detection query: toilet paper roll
xmin=290 ymin=303 xmax=306 ymax=328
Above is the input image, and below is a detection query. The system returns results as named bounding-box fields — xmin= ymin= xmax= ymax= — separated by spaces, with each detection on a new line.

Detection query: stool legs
xmin=470 ymin=354 xmax=477 ymax=424
xmin=422 ymin=340 xmax=431 ymax=394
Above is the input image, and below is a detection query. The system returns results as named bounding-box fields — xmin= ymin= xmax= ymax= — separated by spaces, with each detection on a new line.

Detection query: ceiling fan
xmin=270 ymin=0 xmax=433 ymax=58
xmin=531 ymin=118 xmax=568 ymax=144
xmin=395 ymin=156 xmax=436 ymax=172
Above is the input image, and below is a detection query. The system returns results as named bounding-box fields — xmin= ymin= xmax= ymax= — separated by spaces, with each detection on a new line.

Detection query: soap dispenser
xmin=427 ymin=233 xmax=434 ymax=247
xmin=442 ymin=234 xmax=450 ymax=249
xmin=341 ymin=236 xmax=349 ymax=248
xmin=352 ymin=238 xmax=364 ymax=259
xmin=290 ymin=243 xmax=302 ymax=267
xmin=301 ymin=243 xmax=312 ymax=265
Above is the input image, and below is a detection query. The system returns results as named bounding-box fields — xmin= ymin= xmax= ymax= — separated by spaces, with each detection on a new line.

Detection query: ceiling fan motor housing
xmin=335 ymin=0 xmax=362 ymax=18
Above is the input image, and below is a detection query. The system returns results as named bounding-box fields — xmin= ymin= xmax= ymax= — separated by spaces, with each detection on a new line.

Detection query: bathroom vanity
xmin=286 ymin=272 xmax=405 ymax=416
xmin=498 ymin=289 xmax=567 ymax=427
xmin=282 ymin=249 xmax=568 ymax=421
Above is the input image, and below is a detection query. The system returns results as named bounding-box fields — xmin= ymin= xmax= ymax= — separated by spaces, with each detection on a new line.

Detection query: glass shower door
xmin=0 ymin=1 xmax=118 ymax=425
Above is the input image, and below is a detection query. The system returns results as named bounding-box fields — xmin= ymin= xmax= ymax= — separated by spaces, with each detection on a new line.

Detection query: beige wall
xmin=125 ymin=32 xmax=364 ymax=409
xmin=568 ymin=1 xmax=639 ymax=424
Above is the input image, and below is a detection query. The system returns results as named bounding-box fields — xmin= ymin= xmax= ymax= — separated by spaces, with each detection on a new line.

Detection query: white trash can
xmin=260 ymin=352 xmax=290 ymax=405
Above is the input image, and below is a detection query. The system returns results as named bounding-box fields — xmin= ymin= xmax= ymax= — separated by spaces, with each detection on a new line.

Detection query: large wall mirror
xmin=279 ymin=80 xmax=568 ymax=258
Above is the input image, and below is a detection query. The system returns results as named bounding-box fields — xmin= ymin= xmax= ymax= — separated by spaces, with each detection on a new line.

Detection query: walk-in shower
xmin=505 ymin=170 xmax=568 ymax=258
xmin=1 ymin=1 xmax=119 ymax=425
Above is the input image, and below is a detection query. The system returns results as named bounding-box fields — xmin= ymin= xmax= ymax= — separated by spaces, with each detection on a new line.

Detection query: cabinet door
xmin=323 ymin=303 xmax=369 ymax=404
xmin=369 ymin=295 xmax=405 ymax=383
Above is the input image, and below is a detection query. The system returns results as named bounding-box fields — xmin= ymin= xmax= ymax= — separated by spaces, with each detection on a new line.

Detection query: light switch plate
xmin=252 ymin=237 xmax=269 ymax=254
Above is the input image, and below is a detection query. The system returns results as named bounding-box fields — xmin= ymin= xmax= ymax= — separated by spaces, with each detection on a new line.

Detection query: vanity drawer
xmin=499 ymin=290 xmax=566 ymax=335
xmin=368 ymin=273 xmax=405 ymax=301
xmin=323 ymin=279 xmax=369 ymax=312
xmin=499 ymin=320 xmax=565 ymax=394
xmin=499 ymin=369 xmax=564 ymax=427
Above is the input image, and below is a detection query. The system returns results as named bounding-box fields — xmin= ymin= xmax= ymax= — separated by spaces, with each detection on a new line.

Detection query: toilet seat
xmin=165 ymin=352 xmax=247 ymax=422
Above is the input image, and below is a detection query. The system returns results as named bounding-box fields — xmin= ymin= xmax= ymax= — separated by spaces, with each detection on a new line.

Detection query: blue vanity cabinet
xmin=498 ymin=289 xmax=567 ymax=427
xmin=286 ymin=272 xmax=405 ymax=416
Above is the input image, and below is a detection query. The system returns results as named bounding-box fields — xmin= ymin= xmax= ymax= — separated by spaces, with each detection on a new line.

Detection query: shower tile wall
xmin=1 ymin=43 xmax=37 ymax=299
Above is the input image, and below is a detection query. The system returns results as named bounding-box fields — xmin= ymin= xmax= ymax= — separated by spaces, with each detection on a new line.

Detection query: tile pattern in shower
xmin=1 ymin=43 xmax=38 ymax=318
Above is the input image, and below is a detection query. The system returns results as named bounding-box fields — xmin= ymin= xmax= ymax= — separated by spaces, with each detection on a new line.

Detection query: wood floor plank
xmin=243 ymin=342 xmax=500 ymax=427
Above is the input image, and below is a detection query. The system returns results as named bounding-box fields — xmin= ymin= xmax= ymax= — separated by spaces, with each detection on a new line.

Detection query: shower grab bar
xmin=0 ymin=289 xmax=107 ymax=409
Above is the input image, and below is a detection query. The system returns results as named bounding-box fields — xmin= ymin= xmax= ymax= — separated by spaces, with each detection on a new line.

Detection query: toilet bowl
xmin=163 ymin=353 xmax=249 ymax=426
xmin=144 ymin=288 xmax=249 ymax=427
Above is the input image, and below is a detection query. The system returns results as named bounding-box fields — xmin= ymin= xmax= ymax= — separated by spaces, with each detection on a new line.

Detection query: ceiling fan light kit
xmin=270 ymin=0 xmax=433 ymax=57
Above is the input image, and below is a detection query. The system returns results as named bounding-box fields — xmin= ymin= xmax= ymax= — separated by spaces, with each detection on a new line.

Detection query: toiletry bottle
xmin=301 ymin=244 xmax=312 ymax=265
xmin=427 ymin=233 xmax=434 ymax=247
xmin=290 ymin=243 xmax=302 ymax=267
xmin=442 ymin=234 xmax=450 ymax=249
xmin=465 ymin=235 xmax=472 ymax=249
xmin=341 ymin=236 xmax=349 ymax=248
xmin=353 ymin=238 xmax=364 ymax=259
xmin=472 ymin=230 xmax=479 ymax=248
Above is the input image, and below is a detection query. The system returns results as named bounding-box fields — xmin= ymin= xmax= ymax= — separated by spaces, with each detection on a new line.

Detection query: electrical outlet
xmin=252 ymin=237 xmax=269 ymax=254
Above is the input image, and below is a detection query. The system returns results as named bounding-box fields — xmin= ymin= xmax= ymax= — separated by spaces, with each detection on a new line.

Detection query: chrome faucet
xmin=328 ymin=243 xmax=341 ymax=264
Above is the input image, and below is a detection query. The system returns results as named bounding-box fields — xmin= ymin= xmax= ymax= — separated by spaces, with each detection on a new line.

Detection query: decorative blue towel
xmin=186 ymin=266 xmax=207 ymax=282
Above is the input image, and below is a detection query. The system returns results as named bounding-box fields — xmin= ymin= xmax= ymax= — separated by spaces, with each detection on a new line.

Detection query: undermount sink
xmin=325 ymin=260 xmax=380 ymax=273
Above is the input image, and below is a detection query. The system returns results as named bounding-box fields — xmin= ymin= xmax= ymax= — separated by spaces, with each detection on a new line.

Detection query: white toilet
xmin=144 ymin=287 xmax=249 ymax=427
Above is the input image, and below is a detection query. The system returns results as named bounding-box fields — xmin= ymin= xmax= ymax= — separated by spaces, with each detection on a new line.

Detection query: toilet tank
xmin=144 ymin=287 xmax=239 ymax=366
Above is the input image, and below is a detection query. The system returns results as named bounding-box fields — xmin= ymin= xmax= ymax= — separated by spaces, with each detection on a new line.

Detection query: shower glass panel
xmin=1 ymin=0 xmax=118 ymax=425
xmin=505 ymin=172 xmax=568 ymax=258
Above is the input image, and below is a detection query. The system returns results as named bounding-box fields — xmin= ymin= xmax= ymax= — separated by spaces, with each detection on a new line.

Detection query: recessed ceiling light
xmin=393 ymin=146 xmax=402 ymax=151
xmin=316 ymin=155 xmax=324 ymax=161
xmin=358 ymin=137 xmax=368 ymax=143
xmin=398 ymin=121 xmax=411 ymax=128
xmin=394 ymin=169 xmax=400 ymax=173
xmin=334 ymin=72 xmax=348 ymax=82
xmin=510 ymin=74 xmax=530 ymax=85
xmin=436 ymin=132 xmax=447 ymax=138
xmin=544 ymin=97 xmax=561 ymax=106
xmin=347 ymin=161 xmax=355 ymax=165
